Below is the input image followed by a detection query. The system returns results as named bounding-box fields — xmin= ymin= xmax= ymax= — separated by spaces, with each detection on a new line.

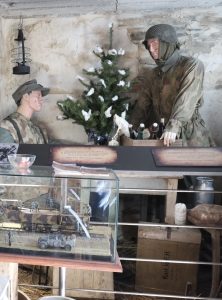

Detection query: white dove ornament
xmin=113 ymin=114 xmax=132 ymax=137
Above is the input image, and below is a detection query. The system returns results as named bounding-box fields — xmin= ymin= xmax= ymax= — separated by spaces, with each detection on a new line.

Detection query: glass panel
xmin=0 ymin=166 xmax=119 ymax=264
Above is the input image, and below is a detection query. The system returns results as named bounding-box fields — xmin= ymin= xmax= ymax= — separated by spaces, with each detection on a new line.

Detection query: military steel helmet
xmin=143 ymin=24 xmax=179 ymax=48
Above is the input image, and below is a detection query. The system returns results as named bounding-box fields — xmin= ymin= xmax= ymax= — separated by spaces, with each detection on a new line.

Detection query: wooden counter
xmin=18 ymin=144 xmax=222 ymax=225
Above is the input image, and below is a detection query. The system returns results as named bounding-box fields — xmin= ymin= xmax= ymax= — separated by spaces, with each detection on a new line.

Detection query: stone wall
xmin=0 ymin=6 xmax=222 ymax=145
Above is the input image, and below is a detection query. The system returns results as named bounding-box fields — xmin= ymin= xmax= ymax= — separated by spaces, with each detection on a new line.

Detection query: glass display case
xmin=0 ymin=164 xmax=119 ymax=266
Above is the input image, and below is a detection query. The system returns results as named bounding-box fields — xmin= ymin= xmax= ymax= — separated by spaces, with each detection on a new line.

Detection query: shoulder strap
xmin=38 ymin=126 xmax=47 ymax=144
xmin=5 ymin=117 xmax=23 ymax=144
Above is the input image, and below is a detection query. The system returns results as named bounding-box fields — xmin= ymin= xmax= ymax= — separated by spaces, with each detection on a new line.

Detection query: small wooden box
xmin=121 ymin=136 xmax=182 ymax=147
xmin=135 ymin=225 xmax=201 ymax=296
xmin=53 ymin=268 xmax=114 ymax=299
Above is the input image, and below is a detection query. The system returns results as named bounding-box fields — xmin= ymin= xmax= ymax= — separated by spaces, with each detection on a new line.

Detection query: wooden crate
xmin=53 ymin=268 xmax=114 ymax=299
xmin=121 ymin=136 xmax=182 ymax=147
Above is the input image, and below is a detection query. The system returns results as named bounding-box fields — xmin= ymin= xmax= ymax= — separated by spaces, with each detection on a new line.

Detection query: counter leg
xmin=165 ymin=179 xmax=178 ymax=224
xmin=209 ymin=229 xmax=221 ymax=298
xmin=59 ymin=267 xmax=66 ymax=296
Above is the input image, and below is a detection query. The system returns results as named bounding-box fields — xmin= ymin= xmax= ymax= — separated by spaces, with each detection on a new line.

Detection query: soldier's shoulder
xmin=7 ymin=112 xmax=20 ymax=120
xmin=0 ymin=114 xmax=13 ymax=126
xmin=0 ymin=127 xmax=15 ymax=143
xmin=0 ymin=114 xmax=16 ymax=143
xmin=180 ymin=55 xmax=204 ymax=70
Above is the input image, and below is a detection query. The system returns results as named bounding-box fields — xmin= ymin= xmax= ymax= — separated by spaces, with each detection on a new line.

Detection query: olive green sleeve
xmin=166 ymin=58 xmax=204 ymax=135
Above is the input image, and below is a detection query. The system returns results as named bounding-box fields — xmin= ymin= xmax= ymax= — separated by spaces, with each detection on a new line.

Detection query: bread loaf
xmin=187 ymin=204 xmax=222 ymax=226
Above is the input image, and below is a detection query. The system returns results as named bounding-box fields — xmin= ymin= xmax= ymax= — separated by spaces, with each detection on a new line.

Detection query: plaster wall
xmin=0 ymin=6 xmax=222 ymax=145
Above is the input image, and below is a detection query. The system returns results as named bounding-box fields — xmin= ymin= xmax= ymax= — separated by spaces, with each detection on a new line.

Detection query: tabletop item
xmin=7 ymin=153 xmax=36 ymax=169
xmin=175 ymin=203 xmax=187 ymax=225
xmin=149 ymin=123 xmax=159 ymax=139
xmin=194 ymin=176 xmax=214 ymax=206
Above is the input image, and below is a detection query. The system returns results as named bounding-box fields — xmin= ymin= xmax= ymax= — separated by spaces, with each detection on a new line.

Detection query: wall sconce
xmin=11 ymin=19 xmax=31 ymax=75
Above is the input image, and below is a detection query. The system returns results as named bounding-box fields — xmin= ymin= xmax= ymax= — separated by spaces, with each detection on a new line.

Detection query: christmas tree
xmin=57 ymin=24 xmax=131 ymax=138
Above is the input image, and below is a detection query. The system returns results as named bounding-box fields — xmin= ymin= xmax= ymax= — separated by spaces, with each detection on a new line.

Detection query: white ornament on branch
xmin=95 ymin=46 xmax=103 ymax=54
xmin=82 ymin=109 xmax=92 ymax=121
xmin=87 ymin=67 xmax=95 ymax=73
xmin=118 ymin=70 xmax=126 ymax=75
xmin=66 ymin=95 xmax=74 ymax=100
xmin=118 ymin=48 xmax=125 ymax=55
xmin=56 ymin=115 xmax=66 ymax=120
xmin=76 ymin=75 xmax=85 ymax=81
xmin=108 ymin=49 xmax=117 ymax=55
xmin=117 ymin=80 xmax=125 ymax=87
xmin=100 ymin=79 xmax=107 ymax=88
xmin=112 ymin=95 xmax=118 ymax=102
xmin=98 ymin=95 xmax=104 ymax=102
xmin=105 ymin=106 xmax=112 ymax=118
xmin=86 ymin=88 xmax=94 ymax=96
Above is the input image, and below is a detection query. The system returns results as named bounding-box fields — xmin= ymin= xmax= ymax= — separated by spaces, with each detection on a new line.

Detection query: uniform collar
xmin=13 ymin=111 xmax=32 ymax=123
xmin=159 ymin=50 xmax=180 ymax=73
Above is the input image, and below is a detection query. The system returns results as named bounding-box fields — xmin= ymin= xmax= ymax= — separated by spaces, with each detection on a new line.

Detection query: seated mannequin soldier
xmin=130 ymin=24 xmax=215 ymax=147
xmin=0 ymin=79 xmax=49 ymax=144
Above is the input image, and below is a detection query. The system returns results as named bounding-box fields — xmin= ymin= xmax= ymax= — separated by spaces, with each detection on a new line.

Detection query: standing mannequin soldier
xmin=130 ymin=24 xmax=215 ymax=147
xmin=0 ymin=79 xmax=49 ymax=144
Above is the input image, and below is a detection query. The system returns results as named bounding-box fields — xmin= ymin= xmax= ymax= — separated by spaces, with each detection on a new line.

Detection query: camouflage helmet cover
xmin=143 ymin=24 xmax=179 ymax=48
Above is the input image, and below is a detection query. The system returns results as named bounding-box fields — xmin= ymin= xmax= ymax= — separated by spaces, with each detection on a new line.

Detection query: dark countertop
xmin=18 ymin=144 xmax=222 ymax=177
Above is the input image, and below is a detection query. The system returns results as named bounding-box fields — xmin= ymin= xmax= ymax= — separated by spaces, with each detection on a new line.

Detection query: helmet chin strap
xmin=154 ymin=59 xmax=165 ymax=67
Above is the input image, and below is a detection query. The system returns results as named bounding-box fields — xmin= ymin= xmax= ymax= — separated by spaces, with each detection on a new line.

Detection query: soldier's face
xmin=147 ymin=38 xmax=159 ymax=60
xmin=28 ymin=90 xmax=43 ymax=112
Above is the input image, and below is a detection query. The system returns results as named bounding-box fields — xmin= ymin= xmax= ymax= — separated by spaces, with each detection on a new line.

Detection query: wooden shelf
xmin=0 ymin=251 xmax=122 ymax=272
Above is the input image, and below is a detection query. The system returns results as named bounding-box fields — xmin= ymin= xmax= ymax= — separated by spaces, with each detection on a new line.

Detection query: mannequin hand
xmin=160 ymin=131 xmax=176 ymax=147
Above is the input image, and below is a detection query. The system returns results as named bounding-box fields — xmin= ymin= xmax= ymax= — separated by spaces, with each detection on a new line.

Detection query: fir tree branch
xmin=57 ymin=24 xmax=131 ymax=136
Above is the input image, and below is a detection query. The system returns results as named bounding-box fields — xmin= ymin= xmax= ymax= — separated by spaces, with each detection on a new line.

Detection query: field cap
xmin=12 ymin=79 xmax=50 ymax=104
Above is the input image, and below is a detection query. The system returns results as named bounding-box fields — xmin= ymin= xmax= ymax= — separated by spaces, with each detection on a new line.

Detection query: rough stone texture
xmin=0 ymin=5 xmax=222 ymax=145
xmin=0 ymin=1 xmax=220 ymax=17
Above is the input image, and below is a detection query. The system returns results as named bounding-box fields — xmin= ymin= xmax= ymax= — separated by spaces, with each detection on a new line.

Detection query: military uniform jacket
xmin=0 ymin=112 xmax=48 ymax=144
xmin=131 ymin=54 xmax=215 ymax=147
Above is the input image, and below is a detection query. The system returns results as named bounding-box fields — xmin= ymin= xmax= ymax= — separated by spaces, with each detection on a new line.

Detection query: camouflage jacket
xmin=0 ymin=112 xmax=48 ymax=144
xmin=130 ymin=54 xmax=215 ymax=147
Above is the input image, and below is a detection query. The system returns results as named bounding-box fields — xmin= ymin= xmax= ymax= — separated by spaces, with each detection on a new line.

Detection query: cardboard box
xmin=121 ymin=136 xmax=182 ymax=147
xmin=135 ymin=225 xmax=201 ymax=296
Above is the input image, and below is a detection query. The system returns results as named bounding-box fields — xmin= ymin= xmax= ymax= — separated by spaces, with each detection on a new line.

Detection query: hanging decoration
xmin=11 ymin=17 xmax=31 ymax=75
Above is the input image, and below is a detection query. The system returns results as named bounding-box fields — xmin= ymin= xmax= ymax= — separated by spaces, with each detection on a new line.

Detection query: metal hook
xmin=18 ymin=16 xmax=23 ymax=29
xmin=115 ymin=0 xmax=118 ymax=13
